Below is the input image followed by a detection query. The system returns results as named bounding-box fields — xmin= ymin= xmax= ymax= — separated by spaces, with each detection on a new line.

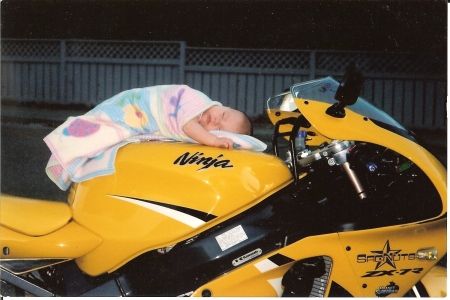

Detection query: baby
xmin=43 ymin=85 xmax=255 ymax=190
xmin=71 ymin=84 xmax=253 ymax=148
xmin=184 ymin=105 xmax=252 ymax=149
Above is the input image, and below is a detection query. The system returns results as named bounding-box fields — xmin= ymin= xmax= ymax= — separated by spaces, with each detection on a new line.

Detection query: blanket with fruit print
xmin=43 ymin=85 xmax=266 ymax=191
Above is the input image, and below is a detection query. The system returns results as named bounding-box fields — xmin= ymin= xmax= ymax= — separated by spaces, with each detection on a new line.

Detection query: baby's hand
xmin=213 ymin=137 xmax=234 ymax=149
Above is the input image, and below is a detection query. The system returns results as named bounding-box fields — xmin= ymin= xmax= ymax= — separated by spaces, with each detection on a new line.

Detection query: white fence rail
xmin=1 ymin=39 xmax=446 ymax=129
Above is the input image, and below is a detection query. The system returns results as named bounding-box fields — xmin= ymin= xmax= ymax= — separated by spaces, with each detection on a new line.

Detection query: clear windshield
xmin=267 ymin=77 xmax=406 ymax=131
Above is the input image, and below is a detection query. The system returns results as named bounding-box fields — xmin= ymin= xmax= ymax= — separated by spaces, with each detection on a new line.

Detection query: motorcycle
xmin=0 ymin=63 xmax=446 ymax=297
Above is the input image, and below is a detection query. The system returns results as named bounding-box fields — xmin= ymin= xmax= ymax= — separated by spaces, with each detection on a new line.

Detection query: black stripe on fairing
xmin=109 ymin=194 xmax=217 ymax=222
xmin=268 ymin=253 xmax=295 ymax=266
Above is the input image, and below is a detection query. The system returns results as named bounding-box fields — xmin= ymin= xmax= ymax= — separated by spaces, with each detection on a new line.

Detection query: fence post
xmin=179 ymin=41 xmax=186 ymax=84
xmin=59 ymin=40 xmax=66 ymax=103
xmin=309 ymin=50 xmax=316 ymax=80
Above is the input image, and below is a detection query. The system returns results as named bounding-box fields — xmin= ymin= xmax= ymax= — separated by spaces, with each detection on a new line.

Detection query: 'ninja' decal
xmin=174 ymin=152 xmax=233 ymax=170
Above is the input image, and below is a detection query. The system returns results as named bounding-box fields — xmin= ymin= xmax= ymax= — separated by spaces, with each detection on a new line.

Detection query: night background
xmin=1 ymin=0 xmax=447 ymax=59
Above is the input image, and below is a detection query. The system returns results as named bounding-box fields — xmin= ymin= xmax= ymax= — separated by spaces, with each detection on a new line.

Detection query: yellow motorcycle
xmin=1 ymin=63 xmax=446 ymax=297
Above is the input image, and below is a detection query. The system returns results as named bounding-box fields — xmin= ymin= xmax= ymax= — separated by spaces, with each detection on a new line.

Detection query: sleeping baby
xmin=43 ymin=85 xmax=262 ymax=190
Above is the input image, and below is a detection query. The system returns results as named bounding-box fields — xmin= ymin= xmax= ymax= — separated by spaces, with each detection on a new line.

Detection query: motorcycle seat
xmin=0 ymin=194 xmax=72 ymax=236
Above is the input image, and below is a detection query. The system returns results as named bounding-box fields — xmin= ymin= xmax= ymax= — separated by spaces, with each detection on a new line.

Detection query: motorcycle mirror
xmin=334 ymin=61 xmax=363 ymax=106
xmin=326 ymin=62 xmax=363 ymax=118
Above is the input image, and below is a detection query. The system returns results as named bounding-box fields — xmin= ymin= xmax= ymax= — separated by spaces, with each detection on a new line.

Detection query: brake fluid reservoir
xmin=295 ymin=131 xmax=307 ymax=151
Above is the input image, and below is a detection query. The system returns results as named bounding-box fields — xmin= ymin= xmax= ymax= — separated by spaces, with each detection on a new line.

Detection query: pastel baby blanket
xmin=44 ymin=85 xmax=267 ymax=190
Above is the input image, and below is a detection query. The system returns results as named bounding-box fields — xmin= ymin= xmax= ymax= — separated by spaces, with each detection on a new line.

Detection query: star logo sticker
xmin=370 ymin=240 xmax=401 ymax=270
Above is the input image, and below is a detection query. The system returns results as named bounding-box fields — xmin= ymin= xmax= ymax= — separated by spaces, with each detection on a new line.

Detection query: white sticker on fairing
xmin=215 ymin=225 xmax=248 ymax=251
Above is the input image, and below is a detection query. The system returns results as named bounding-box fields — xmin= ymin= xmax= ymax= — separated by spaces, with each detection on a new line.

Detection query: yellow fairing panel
xmin=192 ymin=218 xmax=446 ymax=297
xmin=72 ymin=142 xmax=293 ymax=275
xmin=0 ymin=194 xmax=71 ymax=236
xmin=192 ymin=233 xmax=348 ymax=297
xmin=0 ymin=222 xmax=102 ymax=259
xmin=266 ymin=110 xmax=301 ymax=136
xmin=294 ymin=99 xmax=447 ymax=212
xmin=337 ymin=217 xmax=447 ymax=297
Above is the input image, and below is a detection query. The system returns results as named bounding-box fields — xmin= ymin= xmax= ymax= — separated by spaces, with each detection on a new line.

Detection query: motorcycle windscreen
xmin=267 ymin=77 xmax=406 ymax=131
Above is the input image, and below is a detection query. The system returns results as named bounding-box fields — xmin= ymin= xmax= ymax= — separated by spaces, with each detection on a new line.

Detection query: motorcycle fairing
xmin=337 ymin=217 xmax=446 ymax=297
xmin=287 ymin=77 xmax=407 ymax=132
xmin=189 ymin=217 xmax=446 ymax=297
xmin=0 ymin=195 xmax=102 ymax=273
xmin=190 ymin=233 xmax=347 ymax=297
xmin=293 ymin=99 xmax=447 ymax=207
xmin=268 ymin=77 xmax=445 ymax=203
xmin=267 ymin=76 xmax=417 ymax=147
xmin=108 ymin=179 xmax=343 ymax=296
xmin=71 ymin=142 xmax=293 ymax=275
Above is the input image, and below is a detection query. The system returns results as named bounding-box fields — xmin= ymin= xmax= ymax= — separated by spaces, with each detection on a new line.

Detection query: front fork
xmin=295 ymin=139 xmax=368 ymax=201
xmin=273 ymin=116 xmax=368 ymax=201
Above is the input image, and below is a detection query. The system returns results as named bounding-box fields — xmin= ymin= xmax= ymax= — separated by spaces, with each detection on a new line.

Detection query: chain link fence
xmin=1 ymin=39 xmax=446 ymax=129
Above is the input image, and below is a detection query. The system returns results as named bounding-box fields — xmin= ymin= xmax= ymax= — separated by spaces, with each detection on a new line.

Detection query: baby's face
xmin=199 ymin=106 xmax=248 ymax=134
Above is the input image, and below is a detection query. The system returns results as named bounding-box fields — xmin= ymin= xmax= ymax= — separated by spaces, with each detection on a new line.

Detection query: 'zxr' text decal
xmin=362 ymin=268 xmax=423 ymax=277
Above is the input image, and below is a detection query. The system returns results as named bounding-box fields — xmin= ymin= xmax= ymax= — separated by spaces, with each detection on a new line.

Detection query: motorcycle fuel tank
xmin=70 ymin=141 xmax=292 ymax=275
